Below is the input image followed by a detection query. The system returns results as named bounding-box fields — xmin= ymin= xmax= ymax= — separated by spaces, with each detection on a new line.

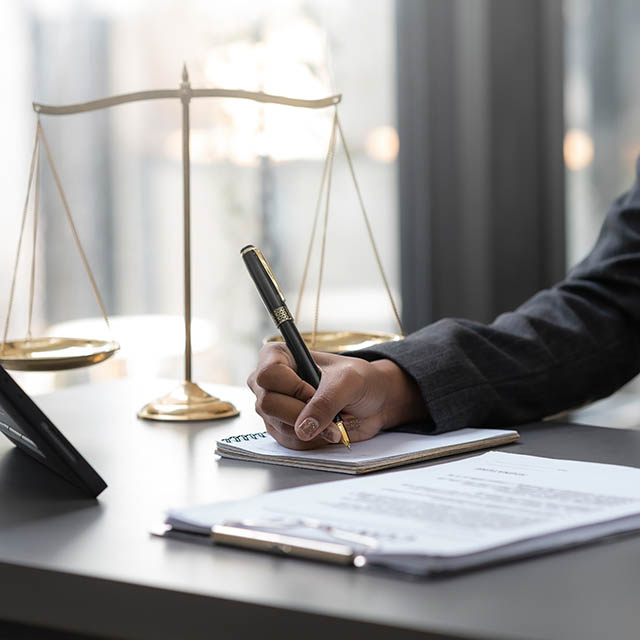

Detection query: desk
xmin=1 ymin=380 xmax=640 ymax=640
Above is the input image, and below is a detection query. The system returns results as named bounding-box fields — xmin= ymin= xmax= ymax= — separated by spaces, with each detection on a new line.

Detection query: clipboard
xmin=153 ymin=514 xmax=640 ymax=578
xmin=152 ymin=521 xmax=367 ymax=568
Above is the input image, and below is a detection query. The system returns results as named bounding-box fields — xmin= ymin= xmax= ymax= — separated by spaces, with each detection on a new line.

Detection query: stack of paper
xmin=215 ymin=428 xmax=519 ymax=474
xmin=164 ymin=452 xmax=640 ymax=575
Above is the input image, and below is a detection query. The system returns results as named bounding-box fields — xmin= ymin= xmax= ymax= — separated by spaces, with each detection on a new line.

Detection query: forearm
xmin=356 ymin=158 xmax=640 ymax=432
xmin=369 ymin=307 xmax=639 ymax=432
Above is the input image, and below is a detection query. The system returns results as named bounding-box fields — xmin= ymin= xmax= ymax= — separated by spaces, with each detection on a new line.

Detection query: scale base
xmin=138 ymin=381 xmax=239 ymax=422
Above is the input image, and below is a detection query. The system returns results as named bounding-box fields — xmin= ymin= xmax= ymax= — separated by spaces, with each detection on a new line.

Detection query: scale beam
xmin=33 ymin=89 xmax=341 ymax=116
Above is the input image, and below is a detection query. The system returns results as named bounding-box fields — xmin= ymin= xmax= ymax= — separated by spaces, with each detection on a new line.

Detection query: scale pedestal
xmin=137 ymin=381 xmax=238 ymax=422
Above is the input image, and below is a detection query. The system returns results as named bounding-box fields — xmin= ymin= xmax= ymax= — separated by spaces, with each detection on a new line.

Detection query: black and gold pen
xmin=241 ymin=244 xmax=351 ymax=448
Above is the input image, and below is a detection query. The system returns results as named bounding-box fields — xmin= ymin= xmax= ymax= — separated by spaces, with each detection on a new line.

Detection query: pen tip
xmin=336 ymin=420 xmax=351 ymax=449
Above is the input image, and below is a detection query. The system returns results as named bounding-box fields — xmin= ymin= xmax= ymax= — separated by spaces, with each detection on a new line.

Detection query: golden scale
xmin=0 ymin=66 xmax=403 ymax=422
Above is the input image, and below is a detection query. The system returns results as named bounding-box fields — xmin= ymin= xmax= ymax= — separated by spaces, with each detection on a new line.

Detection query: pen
xmin=241 ymin=244 xmax=351 ymax=448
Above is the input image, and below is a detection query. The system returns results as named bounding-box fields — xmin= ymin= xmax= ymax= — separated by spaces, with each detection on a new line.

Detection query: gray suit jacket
xmin=355 ymin=156 xmax=640 ymax=433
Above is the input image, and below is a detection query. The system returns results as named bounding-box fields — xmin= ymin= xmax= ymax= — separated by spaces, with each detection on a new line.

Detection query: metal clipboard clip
xmin=211 ymin=518 xmax=379 ymax=568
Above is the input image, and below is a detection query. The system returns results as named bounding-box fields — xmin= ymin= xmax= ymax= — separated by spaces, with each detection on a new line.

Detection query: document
xmin=215 ymin=428 xmax=519 ymax=474
xmin=165 ymin=452 xmax=640 ymax=575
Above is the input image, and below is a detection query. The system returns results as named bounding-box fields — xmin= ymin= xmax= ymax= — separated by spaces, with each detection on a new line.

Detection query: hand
xmin=247 ymin=342 xmax=428 ymax=450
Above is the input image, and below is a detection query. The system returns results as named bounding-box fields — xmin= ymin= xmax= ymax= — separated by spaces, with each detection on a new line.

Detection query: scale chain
xmin=312 ymin=110 xmax=339 ymax=347
xmin=2 ymin=124 xmax=40 ymax=351
xmin=297 ymin=108 xmax=405 ymax=343
xmin=37 ymin=122 xmax=112 ymax=335
xmin=295 ymin=112 xmax=336 ymax=324
xmin=335 ymin=114 xmax=404 ymax=336
xmin=27 ymin=126 xmax=41 ymax=342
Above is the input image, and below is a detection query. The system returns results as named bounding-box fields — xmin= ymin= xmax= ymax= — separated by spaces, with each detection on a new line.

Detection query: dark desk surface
xmin=1 ymin=379 xmax=640 ymax=640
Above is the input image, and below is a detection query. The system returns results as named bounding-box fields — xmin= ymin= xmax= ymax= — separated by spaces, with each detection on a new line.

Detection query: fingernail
xmin=298 ymin=417 xmax=319 ymax=439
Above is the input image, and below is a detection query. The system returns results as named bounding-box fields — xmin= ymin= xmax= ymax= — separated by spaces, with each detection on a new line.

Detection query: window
xmin=564 ymin=0 xmax=640 ymax=426
xmin=0 ymin=0 xmax=399 ymax=392
xmin=564 ymin=0 xmax=640 ymax=266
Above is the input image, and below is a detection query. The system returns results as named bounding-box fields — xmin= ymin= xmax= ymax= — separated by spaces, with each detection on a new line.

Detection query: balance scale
xmin=0 ymin=66 xmax=403 ymax=422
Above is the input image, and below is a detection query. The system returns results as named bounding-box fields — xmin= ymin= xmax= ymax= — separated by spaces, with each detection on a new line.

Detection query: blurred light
xmin=204 ymin=40 xmax=262 ymax=91
xmin=564 ymin=128 xmax=594 ymax=171
xmin=200 ymin=18 xmax=332 ymax=163
xmin=365 ymin=125 xmax=399 ymax=163
xmin=32 ymin=0 xmax=148 ymax=17
xmin=30 ymin=0 xmax=75 ymax=17
xmin=624 ymin=143 xmax=640 ymax=167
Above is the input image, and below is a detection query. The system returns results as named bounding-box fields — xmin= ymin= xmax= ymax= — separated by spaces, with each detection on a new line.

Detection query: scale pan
xmin=266 ymin=330 xmax=403 ymax=354
xmin=0 ymin=337 xmax=119 ymax=371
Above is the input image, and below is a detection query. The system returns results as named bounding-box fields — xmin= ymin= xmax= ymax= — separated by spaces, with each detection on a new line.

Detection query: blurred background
xmin=0 ymin=0 xmax=399 ymax=392
xmin=0 ymin=0 xmax=639 ymax=425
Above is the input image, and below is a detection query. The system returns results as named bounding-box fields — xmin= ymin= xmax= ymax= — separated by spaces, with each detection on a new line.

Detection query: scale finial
xmin=182 ymin=63 xmax=189 ymax=83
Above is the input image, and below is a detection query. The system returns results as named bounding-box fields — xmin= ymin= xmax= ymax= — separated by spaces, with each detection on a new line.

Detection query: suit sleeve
xmin=354 ymin=157 xmax=640 ymax=433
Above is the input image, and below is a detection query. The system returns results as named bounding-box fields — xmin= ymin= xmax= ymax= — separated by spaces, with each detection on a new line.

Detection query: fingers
xmin=294 ymin=363 xmax=365 ymax=441
xmin=257 ymin=341 xmax=295 ymax=368
xmin=268 ymin=414 xmax=378 ymax=449
xmin=257 ymin=390 xmax=307 ymax=427
xmin=248 ymin=343 xmax=385 ymax=449
xmin=249 ymin=343 xmax=315 ymax=402
xmin=248 ymin=344 xmax=318 ymax=448
xmin=253 ymin=389 xmax=344 ymax=447
xmin=256 ymin=364 xmax=315 ymax=402
xmin=254 ymin=390 xmax=378 ymax=449
xmin=264 ymin=421 xmax=341 ymax=450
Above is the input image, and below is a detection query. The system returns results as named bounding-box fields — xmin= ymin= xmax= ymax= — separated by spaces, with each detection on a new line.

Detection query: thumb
xmin=294 ymin=374 xmax=356 ymax=441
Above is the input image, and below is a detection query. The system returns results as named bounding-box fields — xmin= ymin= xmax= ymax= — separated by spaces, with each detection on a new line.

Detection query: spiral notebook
xmin=215 ymin=428 xmax=519 ymax=474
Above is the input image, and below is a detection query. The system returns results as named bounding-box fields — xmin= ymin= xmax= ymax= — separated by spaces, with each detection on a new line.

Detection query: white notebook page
xmin=216 ymin=428 xmax=518 ymax=465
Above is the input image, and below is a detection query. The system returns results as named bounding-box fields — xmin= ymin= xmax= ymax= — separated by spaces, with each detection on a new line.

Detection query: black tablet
xmin=0 ymin=365 xmax=107 ymax=498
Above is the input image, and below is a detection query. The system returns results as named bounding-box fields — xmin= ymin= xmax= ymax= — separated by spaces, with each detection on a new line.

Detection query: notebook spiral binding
xmin=223 ymin=432 xmax=268 ymax=443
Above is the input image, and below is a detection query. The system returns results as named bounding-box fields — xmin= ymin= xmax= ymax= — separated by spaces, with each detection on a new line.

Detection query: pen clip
xmin=254 ymin=248 xmax=285 ymax=303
